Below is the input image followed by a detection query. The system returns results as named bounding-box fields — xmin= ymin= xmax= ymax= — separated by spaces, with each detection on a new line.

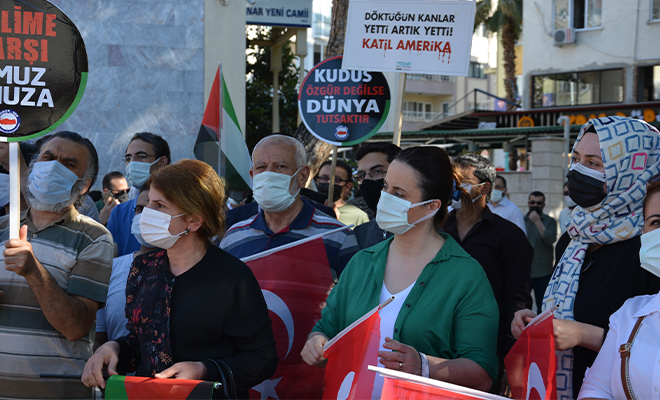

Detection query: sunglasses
xmin=528 ymin=201 xmax=544 ymax=206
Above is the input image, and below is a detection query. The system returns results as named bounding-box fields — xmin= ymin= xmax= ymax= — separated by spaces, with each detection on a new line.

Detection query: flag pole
xmin=9 ymin=142 xmax=20 ymax=239
xmin=218 ymin=62 xmax=225 ymax=178
xmin=327 ymin=145 xmax=338 ymax=204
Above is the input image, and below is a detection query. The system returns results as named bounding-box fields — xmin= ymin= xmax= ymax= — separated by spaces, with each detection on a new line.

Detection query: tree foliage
xmin=474 ymin=0 xmax=523 ymax=109
xmin=245 ymin=26 xmax=301 ymax=152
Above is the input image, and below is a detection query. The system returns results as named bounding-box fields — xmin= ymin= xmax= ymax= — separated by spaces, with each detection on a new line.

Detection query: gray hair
xmin=454 ymin=153 xmax=496 ymax=202
xmin=253 ymin=134 xmax=307 ymax=169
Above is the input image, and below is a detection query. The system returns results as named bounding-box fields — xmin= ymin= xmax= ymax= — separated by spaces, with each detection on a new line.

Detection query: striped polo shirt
xmin=219 ymin=199 xmax=359 ymax=279
xmin=0 ymin=207 xmax=113 ymax=400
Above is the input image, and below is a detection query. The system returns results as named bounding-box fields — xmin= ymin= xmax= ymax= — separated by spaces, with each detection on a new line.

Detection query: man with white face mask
xmin=107 ymin=132 xmax=170 ymax=257
xmin=95 ymin=184 xmax=154 ymax=351
xmin=443 ymin=153 xmax=533 ymax=395
xmin=487 ymin=175 xmax=526 ymax=234
xmin=0 ymin=131 xmax=113 ymax=399
xmin=220 ymin=134 xmax=359 ymax=279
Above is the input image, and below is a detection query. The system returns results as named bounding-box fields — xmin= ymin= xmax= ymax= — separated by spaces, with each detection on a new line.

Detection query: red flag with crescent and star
xmin=504 ymin=309 xmax=557 ymax=400
xmin=322 ymin=305 xmax=381 ymax=400
xmin=243 ymin=236 xmax=334 ymax=400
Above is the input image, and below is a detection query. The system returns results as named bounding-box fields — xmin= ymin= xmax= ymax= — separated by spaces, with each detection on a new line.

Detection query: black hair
xmin=530 ymin=191 xmax=546 ymax=202
xmin=128 ymin=132 xmax=171 ymax=165
xmin=320 ymin=159 xmax=353 ymax=182
xmin=453 ymin=153 xmax=496 ymax=202
xmin=496 ymin=174 xmax=507 ymax=188
xmin=102 ymin=171 xmax=125 ymax=190
xmin=39 ymin=131 xmax=100 ymax=193
xmin=394 ymin=146 xmax=463 ymax=228
xmin=354 ymin=142 xmax=401 ymax=163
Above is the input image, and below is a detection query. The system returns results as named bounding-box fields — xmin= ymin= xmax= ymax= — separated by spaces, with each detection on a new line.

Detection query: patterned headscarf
xmin=543 ymin=116 xmax=660 ymax=399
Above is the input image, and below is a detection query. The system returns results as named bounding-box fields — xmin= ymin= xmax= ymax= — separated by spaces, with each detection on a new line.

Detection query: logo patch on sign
xmin=335 ymin=125 xmax=349 ymax=141
xmin=0 ymin=110 xmax=20 ymax=134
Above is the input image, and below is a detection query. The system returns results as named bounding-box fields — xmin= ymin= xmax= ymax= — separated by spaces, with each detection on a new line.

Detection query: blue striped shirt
xmin=219 ymin=199 xmax=359 ymax=278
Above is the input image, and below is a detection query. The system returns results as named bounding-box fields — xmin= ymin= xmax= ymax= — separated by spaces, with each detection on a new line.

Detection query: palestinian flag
xmin=194 ymin=63 xmax=252 ymax=191
xmin=105 ymin=375 xmax=216 ymax=399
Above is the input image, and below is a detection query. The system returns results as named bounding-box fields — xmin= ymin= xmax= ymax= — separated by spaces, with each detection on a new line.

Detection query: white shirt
xmin=578 ymin=291 xmax=660 ymax=400
xmin=488 ymin=196 xmax=527 ymax=234
xmin=371 ymin=281 xmax=416 ymax=399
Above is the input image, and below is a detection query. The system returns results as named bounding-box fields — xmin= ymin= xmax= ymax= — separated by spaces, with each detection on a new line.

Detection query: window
xmin=653 ymin=0 xmax=660 ymax=21
xmin=313 ymin=44 xmax=323 ymax=65
xmin=403 ymin=101 xmax=432 ymax=120
xmin=312 ymin=1 xmax=332 ymax=38
xmin=554 ymin=0 xmax=602 ymax=30
xmin=532 ymin=69 xmax=623 ymax=108
xmin=442 ymin=103 xmax=450 ymax=118
xmin=469 ymin=62 xmax=486 ymax=79
xmin=637 ymin=65 xmax=660 ymax=101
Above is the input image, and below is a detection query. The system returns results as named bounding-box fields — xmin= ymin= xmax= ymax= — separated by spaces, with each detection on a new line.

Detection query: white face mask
xmin=639 ymin=227 xmax=660 ymax=278
xmin=125 ymin=157 xmax=161 ymax=187
xmin=27 ymin=160 xmax=81 ymax=205
xmin=131 ymin=213 xmax=155 ymax=249
xmin=491 ymin=189 xmax=504 ymax=203
xmin=461 ymin=182 xmax=486 ymax=203
xmin=139 ymin=207 xmax=187 ymax=249
xmin=564 ymin=195 xmax=577 ymax=208
xmin=376 ymin=191 xmax=439 ymax=235
xmin=252 ymin=168 xmax=301 ymax=213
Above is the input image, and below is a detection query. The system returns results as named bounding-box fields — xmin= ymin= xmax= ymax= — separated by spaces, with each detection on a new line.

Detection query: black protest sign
xmin=298 ymin=56 xmax=390 ymax=146
xmin=0 ymin=0 xmax=87 ymax=142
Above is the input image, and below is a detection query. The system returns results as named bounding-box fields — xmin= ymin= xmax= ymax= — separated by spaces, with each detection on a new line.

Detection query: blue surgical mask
xmin=125 ymin=157 xmax=161 ymax=187
xmin=27 ymin=160 xmax=81 ymax=205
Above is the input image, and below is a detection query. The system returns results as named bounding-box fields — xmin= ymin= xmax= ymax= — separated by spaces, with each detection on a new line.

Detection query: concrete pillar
xmin=205 ymin=0 xmax=246 ymax=134
xmin=271 ymin=43 xmax=282 ymax=133
xmin=530 ymin=137 xmax=565 ymax=220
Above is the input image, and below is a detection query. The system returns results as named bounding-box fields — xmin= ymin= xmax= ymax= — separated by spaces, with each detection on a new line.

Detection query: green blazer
xmin=313 ymin=233 xmax=499 ymax=381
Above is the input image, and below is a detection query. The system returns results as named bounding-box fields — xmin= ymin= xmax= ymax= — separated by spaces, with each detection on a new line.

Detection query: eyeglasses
xmin=528 ymin=201 xmax=545 ymax=206
xmin=112 ymin=189 xmax=130 ymax=197
xmin=122 ymin=153 xmax=157 ymax=163
xmin=134 ymin=205 xmax=145 ymax=214
xmin=354 ymin=168 xmax=387 ymax=184
xmin=316 ymin=176 xmax=349 ymax=185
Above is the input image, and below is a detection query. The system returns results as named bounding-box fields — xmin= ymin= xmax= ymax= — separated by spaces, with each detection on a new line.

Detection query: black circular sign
xmin=0 ymin=0 xmax=87 ymax=142
xmin=298 ymin=56 xmax=390 ymax=146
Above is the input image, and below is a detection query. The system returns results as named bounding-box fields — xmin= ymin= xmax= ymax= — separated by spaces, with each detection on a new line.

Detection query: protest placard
xmin=342 ymin=0 xmax=476 ymax=76
xmin=298 ymin=55 xmax=390 ymax=147
xmin=0 ymin=0 xmax=87 ymax=142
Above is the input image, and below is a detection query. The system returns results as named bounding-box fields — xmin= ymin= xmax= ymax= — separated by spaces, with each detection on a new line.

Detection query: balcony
xmin=403 ymin=110 xmax=448 ymax=122
xmin=405 ymin=74 xmax=456 ymax=96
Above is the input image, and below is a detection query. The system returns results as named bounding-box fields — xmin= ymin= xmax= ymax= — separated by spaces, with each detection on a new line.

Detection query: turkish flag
xmin=104 ymin=375 xmax=214 ymax=399
xmin=243 ymin=237 xmax=334 ymax=400
xmin=504 ymin=309 xmax=557 ymax=400
xmin=381 ymin=377 xmax=493 ymax=400
xmin=322 ymin=306 xmax=381 ymax=400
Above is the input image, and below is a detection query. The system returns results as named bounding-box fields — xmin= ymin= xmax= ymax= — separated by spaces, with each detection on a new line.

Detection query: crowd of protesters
xmin=0 ymin=115 xmax=659 ymax=400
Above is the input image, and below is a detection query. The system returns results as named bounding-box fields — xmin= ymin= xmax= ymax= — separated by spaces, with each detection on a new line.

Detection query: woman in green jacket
xmin=301 ymin=146 xmax=499 ymax=395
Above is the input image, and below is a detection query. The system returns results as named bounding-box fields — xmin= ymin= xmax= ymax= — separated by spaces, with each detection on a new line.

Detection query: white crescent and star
xmin=261 ymin=289 xmax=295 ymax=358
xmin=526 ymin=362 xmax=547 ymax=400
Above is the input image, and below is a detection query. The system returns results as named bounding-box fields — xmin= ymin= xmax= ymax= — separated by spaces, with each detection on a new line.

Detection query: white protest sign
xmin=342 ymin=0 xmax=476 ymax=76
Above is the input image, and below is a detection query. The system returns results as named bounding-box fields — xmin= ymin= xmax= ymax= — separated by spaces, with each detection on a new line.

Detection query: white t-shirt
xmin=371 ymin=280 xmax=416 ymax=399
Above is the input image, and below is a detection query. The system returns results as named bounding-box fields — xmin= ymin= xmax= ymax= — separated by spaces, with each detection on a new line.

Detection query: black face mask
xmin=528 ymin=206 xmax=543 ymax=215
xmin=360 ymin=179 xmax=385 ymax=212
xmin=115 ymin=193 xmax=129 ymax=203
xmin=566 ymin=169 xmax=607 ymax=208
xmin=317 ymin=182 xmax=342 ymax=202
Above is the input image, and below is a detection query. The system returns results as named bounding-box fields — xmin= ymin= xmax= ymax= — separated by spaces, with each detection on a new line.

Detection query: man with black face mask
xmin=316 ymin=160 xmax=368 ymax=227
xmin=351 ymin=143 xmax=401 ymax=249
xmin=524 ymin=191 xmax=557 ymax=313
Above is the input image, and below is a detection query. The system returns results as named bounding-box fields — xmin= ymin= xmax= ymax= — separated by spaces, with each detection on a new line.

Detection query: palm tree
xmin=293 ymin=0 xmax=349 ymax=180
xmin=474 ymin=0 xmax=522 ymax=110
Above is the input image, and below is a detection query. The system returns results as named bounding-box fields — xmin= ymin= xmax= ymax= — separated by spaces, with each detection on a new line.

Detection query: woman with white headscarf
xmin=511 ymin=116 xmax=660 ymax=399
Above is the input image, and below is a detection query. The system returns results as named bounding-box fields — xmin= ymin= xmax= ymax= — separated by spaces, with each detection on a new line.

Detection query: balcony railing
xmin=403 ymin=111 xmax=454 ymax=121
xmin=407 ymin=74 xmax=456 ymax=83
